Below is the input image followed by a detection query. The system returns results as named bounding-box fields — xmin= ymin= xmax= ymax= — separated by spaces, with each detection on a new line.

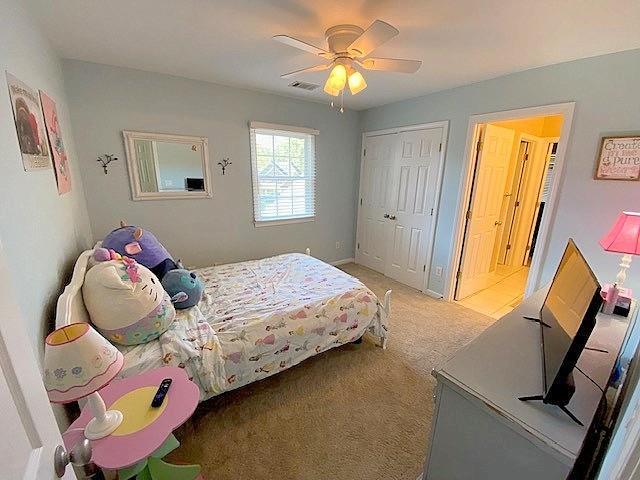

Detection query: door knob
xmin=494 ymin=220 xmax=503 ymax=226
xmin=389 ymin=215 xmax=397 ymax=220
xmin=54 ymin=439 xmax=95 ymax=478
xmin=383 ymin=214 xmax=389 ymax=218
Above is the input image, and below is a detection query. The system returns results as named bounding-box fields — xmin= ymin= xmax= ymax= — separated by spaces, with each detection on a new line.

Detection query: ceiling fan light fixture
xmin=326 ymin=64 xmax=348 ymax=92
xmin=323 ymin=77 xmax=340 ymax=96
xmin=348 ymin=69 xmax=367 ymax=95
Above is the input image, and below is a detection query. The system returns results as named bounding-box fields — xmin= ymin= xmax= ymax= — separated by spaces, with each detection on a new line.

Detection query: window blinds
xmin=249 ymin=122 xmax=318 ymax=224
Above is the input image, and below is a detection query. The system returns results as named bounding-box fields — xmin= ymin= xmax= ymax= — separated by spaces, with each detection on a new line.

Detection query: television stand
xmin=524 ymin=315 xmax=610 ymax=353
xmin=523 ymin=315 xmax=551 ymax=328
xmin=518 ymin=371 xmax=584 ymax=426
xmin=584 ymin=346 xmax=609 ymax=354
xmin=518 ymin=395 xmax=584 ymax=426
xmin=425 ymin=287 xmax=637 ymax=479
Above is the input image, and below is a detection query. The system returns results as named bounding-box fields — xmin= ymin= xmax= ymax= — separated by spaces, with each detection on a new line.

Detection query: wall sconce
xmin=97 ymin=154 xmax=118 ymax=174
xmin=218 ymin=157 xmax=232 ymax=175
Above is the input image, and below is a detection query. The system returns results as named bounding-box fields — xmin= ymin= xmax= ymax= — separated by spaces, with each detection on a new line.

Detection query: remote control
xmin=151 ymin=378 xmax=172 ymax=407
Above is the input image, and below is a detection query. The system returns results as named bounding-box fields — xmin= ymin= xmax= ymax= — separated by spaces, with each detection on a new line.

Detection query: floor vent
xmin=288 ymin=81 xmax=319 ymax=91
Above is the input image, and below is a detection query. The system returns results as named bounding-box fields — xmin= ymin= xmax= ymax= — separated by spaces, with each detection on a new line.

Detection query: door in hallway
xmin=385 ymin=128 xmax=442 ymax=289
xmin=356 ymin=133 xmax=397 ymax=273
xmin=456 ymin=124 xmax=515 ymax=300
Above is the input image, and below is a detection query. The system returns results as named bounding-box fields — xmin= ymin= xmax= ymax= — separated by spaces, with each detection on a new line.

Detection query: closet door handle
xmin=383 ymin=214 xmax=390 ymax=219
xmin=389 ymin=215 xmax=397 ymax=221
xmin=495 ymin=220 xmax=503 ymax=226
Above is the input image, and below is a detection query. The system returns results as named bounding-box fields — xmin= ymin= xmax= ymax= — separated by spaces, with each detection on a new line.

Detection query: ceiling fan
xmin=274 ymin=20 xmax=421 ymax=107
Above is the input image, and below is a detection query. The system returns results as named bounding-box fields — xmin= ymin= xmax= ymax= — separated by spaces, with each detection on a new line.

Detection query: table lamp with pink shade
xmin=600 ymin=211 xmax=640 ymax=288
xmin=599 ymin=211 xmax=640 ymax=314
xmin=44 ymin=323 xmax=124 ymax=440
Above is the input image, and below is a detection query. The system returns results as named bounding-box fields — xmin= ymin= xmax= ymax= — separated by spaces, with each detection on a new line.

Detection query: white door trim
xmin=356 ymin=120 xmax=449 ymax=294
xmin=445 ymin=102 xmax=575 ymax=301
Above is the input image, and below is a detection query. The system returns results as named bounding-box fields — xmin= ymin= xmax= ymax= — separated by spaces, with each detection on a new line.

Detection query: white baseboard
xmin=331 ymin=257 xmax=355 ymax=266
xmin=424 ymin=289 xmax=444 ymax=299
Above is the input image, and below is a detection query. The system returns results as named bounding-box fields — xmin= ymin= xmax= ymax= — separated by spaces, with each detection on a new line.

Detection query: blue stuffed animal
xmin=161 ymin=268 xmax=205 ymax=309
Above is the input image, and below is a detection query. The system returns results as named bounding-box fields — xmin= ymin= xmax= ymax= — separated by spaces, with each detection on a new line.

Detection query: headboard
xmin=55 ymin=249 xmax=94 ymax=328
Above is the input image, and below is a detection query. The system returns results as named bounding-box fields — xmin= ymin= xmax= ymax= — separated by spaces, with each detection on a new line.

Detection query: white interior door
xmin=134 ymin=139 xmax=159 ymax=192
xmin=356 ymin=134 xmax=397 ymax=273
xmin=385 ymin=128 xmax=442 ymax=289
xmin=511 ymin=138 xmax=549 ymax=266
xmin=0 ymin=239 xmax=75 ymax=479
xmin=456 ymin=124 xmax=515 ymax=300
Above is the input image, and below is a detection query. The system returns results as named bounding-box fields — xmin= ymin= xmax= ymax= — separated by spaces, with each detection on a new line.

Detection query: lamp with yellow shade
xmin=44 ymin=323 xmax=124 ymax=440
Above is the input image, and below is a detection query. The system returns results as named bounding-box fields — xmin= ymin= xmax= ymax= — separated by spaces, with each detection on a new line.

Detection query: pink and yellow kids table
xmin=63 ymin=366 xmax=201 ymax=480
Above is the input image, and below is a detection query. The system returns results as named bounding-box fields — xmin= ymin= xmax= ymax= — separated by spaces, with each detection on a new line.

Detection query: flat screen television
xmin=539 ymin=239 xmax=602 ymax=407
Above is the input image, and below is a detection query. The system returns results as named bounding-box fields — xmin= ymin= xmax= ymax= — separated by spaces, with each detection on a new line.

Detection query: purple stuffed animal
xmin=101 ymin=221 xmax=178 ymax=280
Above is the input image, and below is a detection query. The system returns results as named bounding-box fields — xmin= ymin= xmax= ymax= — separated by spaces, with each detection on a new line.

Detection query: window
xmin=249 ymin=122 xmax=318 ymax=225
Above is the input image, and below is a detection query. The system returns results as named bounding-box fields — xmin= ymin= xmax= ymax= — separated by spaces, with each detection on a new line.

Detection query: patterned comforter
xmin=118 ymin=254 xmax=388 ymax=400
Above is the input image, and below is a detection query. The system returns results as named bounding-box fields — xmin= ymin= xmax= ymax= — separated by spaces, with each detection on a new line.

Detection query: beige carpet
xmin=168 ymin=263 xmax=494 ymax=480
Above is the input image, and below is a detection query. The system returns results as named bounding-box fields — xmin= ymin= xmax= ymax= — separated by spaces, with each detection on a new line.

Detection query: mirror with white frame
xmin=123 ymin=131 xmax=212 ymax=200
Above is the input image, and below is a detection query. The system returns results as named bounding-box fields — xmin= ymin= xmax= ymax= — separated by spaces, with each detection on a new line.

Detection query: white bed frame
xmin=56 ymin=248 xmax=391 ymax=349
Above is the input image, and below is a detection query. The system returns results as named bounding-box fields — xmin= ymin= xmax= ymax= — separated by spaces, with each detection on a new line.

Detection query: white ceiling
xmin=25 ymin=0 xmax=640 ymax=110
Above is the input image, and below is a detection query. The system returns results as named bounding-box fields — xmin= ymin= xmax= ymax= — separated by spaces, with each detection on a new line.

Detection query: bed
xmin=56 ymin=249 xmax=390 ymax=401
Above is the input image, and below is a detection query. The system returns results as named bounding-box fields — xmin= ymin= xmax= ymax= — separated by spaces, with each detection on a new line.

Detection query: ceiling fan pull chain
xmin=340 ymin=89 xmax=344 ymax=113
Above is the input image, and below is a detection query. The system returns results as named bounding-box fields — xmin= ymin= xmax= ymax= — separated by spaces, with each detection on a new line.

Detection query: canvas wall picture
xmin=40 ymin=91 xmax=72 ymax=194
xmin=594 ymin=135 xmax=640 ymax=181
xmin=6 ymin=72 xmax=51 ymax=171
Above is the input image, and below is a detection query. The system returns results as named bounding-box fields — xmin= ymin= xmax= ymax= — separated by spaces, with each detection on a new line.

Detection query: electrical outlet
xmin=335 ymin=241 xmax=341 ymax=250
xmin=435 ymin=266 xmax=443 ymax=277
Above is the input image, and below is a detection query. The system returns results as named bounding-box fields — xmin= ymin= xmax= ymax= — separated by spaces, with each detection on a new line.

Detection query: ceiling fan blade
xmin=281 ymin=64 xmax=332 ymax=79
xmin=359 ymin=57 xmax=422 ymax=73
xmin=347 ymin=20 xmax=399 ymax=58
xmin=273 ymin=35 xmax=331 ymax=57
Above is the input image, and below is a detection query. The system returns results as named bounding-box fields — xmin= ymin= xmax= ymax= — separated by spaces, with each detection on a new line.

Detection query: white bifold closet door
xmin=357 ymin=133 xmax=396 ymax=273
xmin=356 ymin=127 xmax=442 ymax=290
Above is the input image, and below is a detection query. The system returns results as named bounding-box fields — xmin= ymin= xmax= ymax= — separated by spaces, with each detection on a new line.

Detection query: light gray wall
xmin=0 ymin=0 xmax=92 ymax=362
xmin=63 ymin=60 xmax=361 ymax=267
xmin=360 ymin=49 xmax=640 ymax=296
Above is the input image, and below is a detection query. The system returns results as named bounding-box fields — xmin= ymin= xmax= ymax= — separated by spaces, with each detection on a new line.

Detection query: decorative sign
xmin=40 ymin=91 xmax=72 ymax=194
xmin=5 ymin=72 xmax=51 ymax=171
xmin=594 ymin=135 xmax=640 ymax=181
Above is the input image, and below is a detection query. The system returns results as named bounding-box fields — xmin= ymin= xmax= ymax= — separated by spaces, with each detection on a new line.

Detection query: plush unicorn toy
xmin=101 ymin=221 xmax=178 ymax=280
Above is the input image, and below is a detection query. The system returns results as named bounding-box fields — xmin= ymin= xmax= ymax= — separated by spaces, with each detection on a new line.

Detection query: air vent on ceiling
xmin=288 ymin=81 xmax=319 ymax=91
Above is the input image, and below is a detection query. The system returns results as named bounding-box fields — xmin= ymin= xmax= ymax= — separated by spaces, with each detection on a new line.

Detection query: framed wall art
xmin=594 ymin=135 xmax=640 ymax=181
xmin=6 ymin=72 xmax=51 ymax=171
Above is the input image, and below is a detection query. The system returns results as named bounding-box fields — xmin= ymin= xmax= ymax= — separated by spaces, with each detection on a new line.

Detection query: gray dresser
xmin=423 ymin=288 xmax=638 ymax=479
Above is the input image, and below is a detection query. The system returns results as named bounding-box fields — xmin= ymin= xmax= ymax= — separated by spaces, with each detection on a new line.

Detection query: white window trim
xmin=249 ymin=121 xmax=319 ymax=136
xmin=249 ymin=122 xmax=318 ymax=226
xmin=254 ymin=217 xmax=315 ymax=227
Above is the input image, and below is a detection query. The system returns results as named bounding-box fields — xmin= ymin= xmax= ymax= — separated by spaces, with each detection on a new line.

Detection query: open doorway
xmin=453 ymin=113 xmax=565 ymax=318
